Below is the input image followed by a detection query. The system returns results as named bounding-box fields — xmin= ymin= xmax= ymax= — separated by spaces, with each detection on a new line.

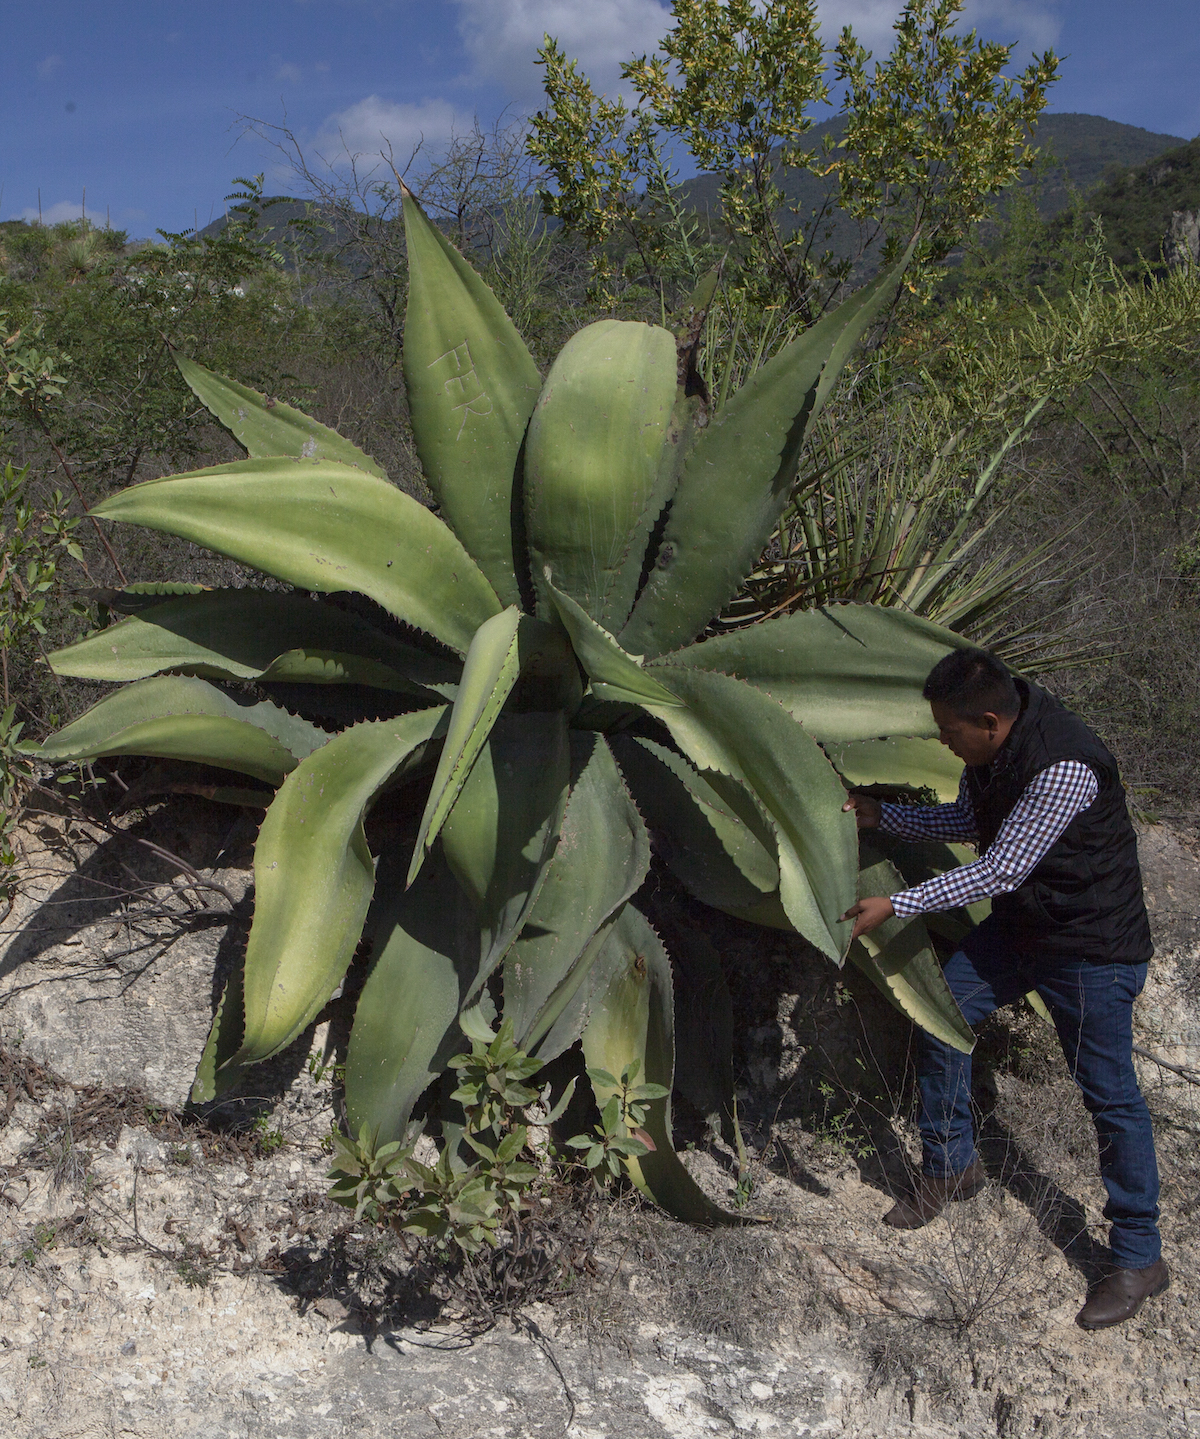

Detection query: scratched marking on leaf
xmin=428 ymin=340 xmax=494 ymax=440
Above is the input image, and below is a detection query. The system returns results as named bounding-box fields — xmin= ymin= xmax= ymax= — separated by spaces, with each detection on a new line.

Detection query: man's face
xmin=929 ymin=701 xmax=1012 ymax=767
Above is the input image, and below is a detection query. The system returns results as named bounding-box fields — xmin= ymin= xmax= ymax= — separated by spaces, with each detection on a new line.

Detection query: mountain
xmin=666 ymin=113 xmax=1190 ymax=284
xmin=1080 ymin=135 xmax=1200 ymax=271
xmin=194 ymin=113 xmax=1190 ymax=281
xmin=1029 ymin=114 xmax=1187 ymax=215
xmin=674 ymin=113 xmax=1186 ymax=236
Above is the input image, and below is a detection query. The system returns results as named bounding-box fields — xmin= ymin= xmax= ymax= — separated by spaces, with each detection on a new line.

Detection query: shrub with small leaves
xmin=398 ymin=1143 xmax=505 ymax=1255
xmin=449 ymin=1014 xmax=546 ymax=1135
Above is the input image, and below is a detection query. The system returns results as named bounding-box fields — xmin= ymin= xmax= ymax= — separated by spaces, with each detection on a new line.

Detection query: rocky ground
xmin=0 ymin=798 xmax=1197 ymax=1439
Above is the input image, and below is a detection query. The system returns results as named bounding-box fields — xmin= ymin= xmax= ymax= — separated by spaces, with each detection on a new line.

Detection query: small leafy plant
xmin=327 ymin=1014 xmax=577 ymax=1255
xmin=566 ymin=1060 xmax=669 ymax=1182
xmin=326 ymin=1128 xmax=420 ymax=1227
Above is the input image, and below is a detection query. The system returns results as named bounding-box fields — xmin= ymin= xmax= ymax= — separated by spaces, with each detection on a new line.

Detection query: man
xmin=841 ymin=647 xmax=1167 ymax=1332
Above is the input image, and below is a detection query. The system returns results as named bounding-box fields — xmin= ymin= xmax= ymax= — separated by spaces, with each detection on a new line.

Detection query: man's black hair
xmin=922 ymin=647 xmax=1020 ymax=719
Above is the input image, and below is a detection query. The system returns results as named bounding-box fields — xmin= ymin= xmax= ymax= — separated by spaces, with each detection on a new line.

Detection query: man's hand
xmin=842 ymin=793 xmax=882 ymax=829
xmin=841 ymin=895 xmax=895 ymax=942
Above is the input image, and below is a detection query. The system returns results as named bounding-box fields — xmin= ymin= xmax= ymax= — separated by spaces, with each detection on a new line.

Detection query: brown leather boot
xmin=1076 ymin=1260 xmax=1170 ymax=1330
xmin=883 ymin=1158 xmax=987 ymax=1229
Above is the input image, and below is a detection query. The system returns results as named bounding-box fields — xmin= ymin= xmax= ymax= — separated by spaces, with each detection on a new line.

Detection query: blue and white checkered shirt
xmin=880 ymin=760 xmax=1099 ymax=918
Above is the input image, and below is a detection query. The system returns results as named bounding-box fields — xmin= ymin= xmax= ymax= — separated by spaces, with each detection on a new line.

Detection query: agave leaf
xmin=543 ymin=578 xmax=682 ymax=708
xmin=441 ymin=711 xmax=571 ymax=994
xmin=409 ymin=608 xmax=561 ymax=886
xmin=571 ymin=695 xmax=641 ymax=732
xmin=825 ymin=736 xmax=964 ymax=803
xmin=544 ymin=592 xmax=854 ymax=958
xmin=531 ymin=911 xmax=632 ymax=1065
xmin=580 ymin=905 xmax=742 ymax=1224
xmin=638 ymin=667 xmax=857 ymax=964
xmin=225 ymin=708 xmax=448 ymax=1075
xmin=525 ymin=320 xmax=676 ymax=626
xmin=345 ymin=842 xmax=483 ymax=1147
xmin=100 ymin=581 xmax=208 ymax=613
xmin=192 ymin=953 xmax=246 ymax=1103
xmin=175 ymin=355 xmax=386 ymax=477
xmin=254 ymin=650 xmax=442 ymax=694
xmin=92 ymin=458 xmax=501 ymax=656
xmin=609 ymin=735 xmax=779 ymax=907
xmin=657 ymin=603 xmax=967 ymax=742
xmin=503 ymin=732 xmax=650 ymax=1058
xmin=49 ymin=589 xmax=460 ymax=698
xmin=621 ymin=252 xmax=911 ymax=656
xmin=402 ymin=187 xmax=542 ymax=607
xmin=711 ymin=891 xmax=794 ymax=930
xmin=610 ymin=384 xmax=708 ymax=623
xmin=186 ymin=785 xmax=273 ymax=808
xmin=668 ymin=921 xmax=737 ymax=1145
xmin=851 ymin=849 xmax=975 ymax=1053
xmin=36 ymin=675 xmax=327 ymax=785
xmin=867 ymin=832 xmax=991 ymax=942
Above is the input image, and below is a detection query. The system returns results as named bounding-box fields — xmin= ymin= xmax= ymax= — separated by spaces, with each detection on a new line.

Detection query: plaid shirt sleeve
xmin=878 ymin=771 xmax=978 ymax=842
xmin=888 ymin=760 xmax=1099 ymax=918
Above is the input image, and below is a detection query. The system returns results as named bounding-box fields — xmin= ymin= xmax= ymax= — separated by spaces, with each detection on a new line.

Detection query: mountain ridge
xmin=189 ymin=112 xmax=1193 ymax=278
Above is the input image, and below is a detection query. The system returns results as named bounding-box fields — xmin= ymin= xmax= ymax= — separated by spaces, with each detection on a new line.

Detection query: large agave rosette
xmin=38 ymin=190 xmax=976 ymax=1220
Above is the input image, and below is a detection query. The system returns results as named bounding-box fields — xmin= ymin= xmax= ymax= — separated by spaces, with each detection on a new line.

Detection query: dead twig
xmin=32 ymin=785 xmax=236 ymax=907
xmin=1133 ymin=1044 xmax=1200 ymax=1086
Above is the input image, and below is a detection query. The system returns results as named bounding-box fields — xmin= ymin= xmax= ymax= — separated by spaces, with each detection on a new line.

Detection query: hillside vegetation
xmin=2 ymin=2 xmax=1199 ymax=888
xmin=1086 ymin=136 xmax=1200 ymax=272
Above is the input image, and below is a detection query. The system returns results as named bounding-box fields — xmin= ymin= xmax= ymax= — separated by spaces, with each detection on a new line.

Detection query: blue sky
xmin=3 ymin=1 xmax=1198 ymax=236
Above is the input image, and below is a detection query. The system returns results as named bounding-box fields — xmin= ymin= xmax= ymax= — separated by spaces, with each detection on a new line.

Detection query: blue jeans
xmin=918 ymin=918 xmax=1161 ymax=1269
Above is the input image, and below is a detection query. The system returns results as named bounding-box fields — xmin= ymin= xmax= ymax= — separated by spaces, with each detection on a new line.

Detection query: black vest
xmin=965 ymin=680 xmax=1152 ymax=963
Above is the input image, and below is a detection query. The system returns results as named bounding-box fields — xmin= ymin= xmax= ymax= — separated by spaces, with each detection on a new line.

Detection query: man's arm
xmin=841 ymin=772 xmax=977 ymax=938
xmin=842 ymin=774 xmax=978 ymax=841
xmin=889 ymin=760 xmax=1099 ymax=918
xmin=878 ymin=773 xmax=978 ymax=842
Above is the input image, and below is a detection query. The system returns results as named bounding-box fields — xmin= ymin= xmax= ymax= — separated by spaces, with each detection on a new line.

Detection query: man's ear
xmin=983 ymin=709 xmax=1018 ymax=747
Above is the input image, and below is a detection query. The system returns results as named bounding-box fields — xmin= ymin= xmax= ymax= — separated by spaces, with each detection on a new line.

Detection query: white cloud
xmin=312 ymin=95 xmax=464 ymax=169
xmin=816 ymin=2 xmax=907 ymax=54
xmin=816 ymin=1 xmax=1066 ymax=59
xmin=275 ymin=60 xmax=304 ymax=84
xmin=37 ymin=53 xmax=63 ymax=79
xmin=17 ymin=198 xmax=94 ymax=225
xmin=452 ymin=0 xmax=671 ymax=103
xmin=449 ymin=1 xmax=1062 ymax=111
xmin=963 ymin=0 xmax=1066 ymax=53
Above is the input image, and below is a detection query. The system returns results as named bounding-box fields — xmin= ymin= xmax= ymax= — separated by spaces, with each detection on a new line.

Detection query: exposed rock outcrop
xmin=1 ymin=805 xmax=1198 ymax=1438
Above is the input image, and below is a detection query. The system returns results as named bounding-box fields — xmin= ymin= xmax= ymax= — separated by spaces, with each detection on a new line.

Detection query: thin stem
xmin=39 ymin=430 xmax=128 ymax=585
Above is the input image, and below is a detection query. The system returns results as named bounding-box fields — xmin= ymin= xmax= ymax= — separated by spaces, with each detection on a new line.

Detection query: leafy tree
xmin=529 ymin=0 xmax=1058 ymax=313
xmin=832 ymin=1 xmax=1056 ymax=289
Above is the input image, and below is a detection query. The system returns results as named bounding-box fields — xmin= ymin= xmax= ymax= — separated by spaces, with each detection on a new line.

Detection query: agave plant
xmin=37 ymin=190 xmax=976 ymax=1222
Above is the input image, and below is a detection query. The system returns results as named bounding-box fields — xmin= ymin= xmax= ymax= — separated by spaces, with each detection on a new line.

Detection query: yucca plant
xmin=36 ymin=190 xmax=977 ymax=1222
